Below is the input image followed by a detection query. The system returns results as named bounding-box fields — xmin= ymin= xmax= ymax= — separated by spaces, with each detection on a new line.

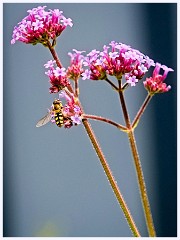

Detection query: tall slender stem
xmin=132 ymin=94 xmax=153 ymax=129
xmin=118 ymin=80 xmax=156 ymax=237
xmin=47 ymin=43 xmax=141 ymax=237
xmin=83 ymin=119 xmax=141 ymax=237
xmin=128 ymin=130 xmax=156 ymax=237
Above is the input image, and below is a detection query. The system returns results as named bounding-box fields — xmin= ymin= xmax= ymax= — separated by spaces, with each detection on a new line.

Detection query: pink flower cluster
xmin=44 ymin=60 xmax=70 ymax=93
xmin=82 ymin=41 xmax=155 ymax=86
xmin=66 ymin=49 xmax=85 ymax=80
xmin=143 ymin=63 xmax=173 ymax=94
xmin=57 ymin=91 xmax=82 ymax=128
xmin=11 ymin=6 xmax=73 ymax=45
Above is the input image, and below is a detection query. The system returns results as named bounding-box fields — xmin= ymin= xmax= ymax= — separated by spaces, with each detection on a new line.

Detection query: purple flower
xmin=44 ymin=60 xmax=56 ymax=68
xmin=109 ymin=40 xmax=119 ymax=51
xmin=61 ymin=17 xmax=73 ymax=27
xmin=32 ymin=19 xmax=44 ymax=30
xmin=103 ymin=45 xmax=110 ymax=53
xmin=161 ymin=65 xmax=174 ymax=80
xmin=126 ymin=75 xmax=139 ymax=86
xmin=45 ymin=69 xmax=53 ymax=77
xmin=94 ymin=58 xmax=104 ymax=66
xmin=53 ymin=67 xmax=66 ymax=77
xmin=87 ymin=49 xmax=100 ymax=57
xmin=59 ymin=90 xmax=71 ymax=102
xmin=71 ymin=115 xmax=82 ymax=125
xmin=109 ymin=52 xmax=119 ymax=59
xmin=51 ymin=9 xmax=63 ymax=22
xmin=74 ymin=105 xmax=81 ymax=113
xmin=144 ymin=56 xmax=155 ymax=68
xmin=115 ymin=43 xmax=131 ymax=52
xmin=81 ymin=69 xmax=91 ymax=80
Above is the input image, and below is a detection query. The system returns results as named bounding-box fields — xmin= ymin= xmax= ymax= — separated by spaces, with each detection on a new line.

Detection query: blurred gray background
xmin=3 ymin=3 xmax=177 ymax=237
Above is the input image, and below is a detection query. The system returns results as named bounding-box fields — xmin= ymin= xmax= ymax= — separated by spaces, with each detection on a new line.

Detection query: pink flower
xmin=126 ymin=75 xmax=139 ymax=87
xmin=71 ymin=115 xmax=82 ymax=125
xmin=143 ymin=62 xmax=173 ymax=94
xmin=53 ymin=67 xmax=66 ymax=77
xmin=11 ymin=6 xmax=73 ymax=45
xmin=83 ymin=41 xmax=155 ymax=82
xmin=81 ymin=69 xmax=91 ymax=80
xmin=61 ymin=17 xmax=73 ymax=27
xmin=44 ymin=60 xmax=70 ymax=93
xmin=59 ymin=91 xmax=82 ymax=128
xmin=66 ymin=49 xmax=85 ymax=80
xmin=44 ymin=60 xmax=56 ymax=68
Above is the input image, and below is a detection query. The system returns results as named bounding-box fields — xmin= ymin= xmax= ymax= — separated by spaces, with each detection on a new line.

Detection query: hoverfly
xmin=36 ymin=99 xmax=64 ymax=128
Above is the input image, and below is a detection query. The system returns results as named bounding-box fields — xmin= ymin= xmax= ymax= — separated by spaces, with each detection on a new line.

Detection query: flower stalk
xmin=74 ymin=77 xmax=79 ymax=97
xmin=105 ymin=77 xmax=119 ymax=91
xmin=48 ymin=43 xmax=141 ymax=237
xmin=132 ymin=93 xmax=153 ymax=129
xmin=118 ymin=80 xmax=156 ymax=237
xmin=83 ymin=119 xmax=141 ymax=237
xmin=83 ymin=114 xmax=127 ymax=131
xmin=46 ymin=41 xmax=63 ymax=68
xmin=128 ymin=130 xmax=156 ymax=237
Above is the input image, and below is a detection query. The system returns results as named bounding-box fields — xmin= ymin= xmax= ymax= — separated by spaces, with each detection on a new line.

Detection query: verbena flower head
xmin=11 ymin=6 xmax=73 ymax=46
xmin=66 ymin=49 xmax=85 ymax=80
xmin=82 ymin=41 xmax=155 ymax=86
xmin=58 ymin=91 xmax=82 ymax=128
xmin=143 ymin=62 xmax=173 ymax=94
xmin=45 ymin=60 xmax=70 ymax=93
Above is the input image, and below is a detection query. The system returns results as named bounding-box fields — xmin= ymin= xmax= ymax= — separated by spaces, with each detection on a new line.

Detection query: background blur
xmin=3 ymin=3 xmax=177 ymax=237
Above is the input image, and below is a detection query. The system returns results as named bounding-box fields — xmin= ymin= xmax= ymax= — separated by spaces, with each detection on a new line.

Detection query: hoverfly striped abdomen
xmin=52 ymin=99 xmax=64 ymax=128
xmin=54 ymin=111 xmax=64 ymax=127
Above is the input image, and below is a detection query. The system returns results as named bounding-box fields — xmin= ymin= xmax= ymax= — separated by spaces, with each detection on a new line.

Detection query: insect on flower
xmin=36 ymin=99 xmax=64 ymax=128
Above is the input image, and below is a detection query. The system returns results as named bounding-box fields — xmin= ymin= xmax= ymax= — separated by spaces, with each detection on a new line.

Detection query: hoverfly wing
xmin=36 ymin=112 xmax=52 ymax=127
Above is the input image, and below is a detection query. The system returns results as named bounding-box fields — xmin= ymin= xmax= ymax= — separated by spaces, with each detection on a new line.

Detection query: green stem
xmin=47 ymin=43 xmax=141 ymax=237
xmin=118 ymin=80 xmax=156 ymax=237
